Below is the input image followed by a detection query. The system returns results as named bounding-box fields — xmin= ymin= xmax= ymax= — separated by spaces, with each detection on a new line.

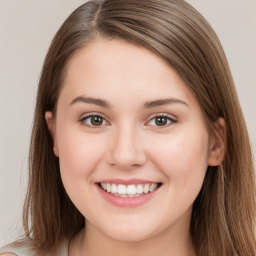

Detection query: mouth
xmin=97 ymin=182 xmax=162 ymax=198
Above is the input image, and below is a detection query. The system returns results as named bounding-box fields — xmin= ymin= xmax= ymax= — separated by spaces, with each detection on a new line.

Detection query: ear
xmin=45 ymin=111 xmax=59 ymax=157
xmin=208 ymin=117 xmax=226 ymax=166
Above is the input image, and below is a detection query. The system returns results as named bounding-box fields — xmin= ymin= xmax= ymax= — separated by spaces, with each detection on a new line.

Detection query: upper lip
xmin=96 ymin=179 xmax=161 ymax=185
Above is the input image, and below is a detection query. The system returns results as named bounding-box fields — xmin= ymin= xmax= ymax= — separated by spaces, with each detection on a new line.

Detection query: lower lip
xmin=96 ymin=185 xmax=160 ymax=207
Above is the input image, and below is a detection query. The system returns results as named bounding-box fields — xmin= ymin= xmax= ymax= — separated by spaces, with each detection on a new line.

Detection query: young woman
xmin=0 ymin=0 xmax=255 ymax=255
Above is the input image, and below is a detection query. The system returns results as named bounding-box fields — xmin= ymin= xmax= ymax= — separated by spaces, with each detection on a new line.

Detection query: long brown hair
xmin=22 ymin=0 xmax=256 ymax=255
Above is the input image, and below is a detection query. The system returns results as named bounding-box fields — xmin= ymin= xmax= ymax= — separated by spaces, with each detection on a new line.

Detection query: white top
xmin=0 ymin=239 xmax=68 ymax=256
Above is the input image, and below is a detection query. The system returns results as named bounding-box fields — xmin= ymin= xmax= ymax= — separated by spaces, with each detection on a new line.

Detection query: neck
xmin=69 ymin=221 xmax=196 ymax=256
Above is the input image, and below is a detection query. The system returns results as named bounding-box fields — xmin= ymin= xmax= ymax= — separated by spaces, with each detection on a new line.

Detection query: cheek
xmin=55 ymin=127 xmax=113 ymax=219
xmin=57 ymin=128 xmax=105 ymax=175
xmin=148 ymin=127 xmax=209 ymax=189
xmin=144 ymin=128 xmax=210 ymax=224
xmin=55 ymin=127 xmax=107 ymax=205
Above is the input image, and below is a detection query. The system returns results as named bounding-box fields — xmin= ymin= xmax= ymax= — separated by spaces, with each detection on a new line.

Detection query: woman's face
xmin=46 ymin=38 xmax=221 ymax=242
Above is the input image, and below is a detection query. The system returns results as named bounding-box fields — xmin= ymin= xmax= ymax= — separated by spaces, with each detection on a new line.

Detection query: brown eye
xmin=91 ymin=116 xmax=104 ymax=126
xmin=81 ymin=115 xmax=107 ymax=127
xmin=148 ymin=115 xmax=175 ymax=127
xmin=155 ymin=116 xmax=169 ymax=126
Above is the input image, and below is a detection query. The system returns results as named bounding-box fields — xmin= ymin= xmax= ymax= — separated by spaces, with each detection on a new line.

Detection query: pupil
xmin=91 ymin=116 xmax=103 ymax=126
xmin=156 ymin=117 xmax=167 ymax=126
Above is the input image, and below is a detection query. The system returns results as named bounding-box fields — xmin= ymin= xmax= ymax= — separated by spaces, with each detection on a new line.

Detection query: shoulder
xmin=0 ymin=239 xmax=69 ymax=256
xmin=0 ymin=239 xmax=35 ymax=256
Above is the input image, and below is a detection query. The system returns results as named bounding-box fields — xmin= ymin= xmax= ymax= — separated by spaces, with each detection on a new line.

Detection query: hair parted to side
xmin=22 ymin=0 xmax=255 ymax=255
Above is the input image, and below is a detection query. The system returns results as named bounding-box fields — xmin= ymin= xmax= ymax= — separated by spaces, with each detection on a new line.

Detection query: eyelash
xmin=79 ymin=114 xmax=109 ymax=128
xmin=79 ymin=113 xmax=177 ymax=128
xmin=146 ymin=114 xmax=177 ymax=128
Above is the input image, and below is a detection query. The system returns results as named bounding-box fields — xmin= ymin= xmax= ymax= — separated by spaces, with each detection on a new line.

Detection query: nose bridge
xmin=108 ymin=122 xmax=146 ymax=168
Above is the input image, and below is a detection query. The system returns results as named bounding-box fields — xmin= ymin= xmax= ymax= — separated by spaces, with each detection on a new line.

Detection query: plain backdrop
xmin=0 ymin=0 xmax=255 ymax=246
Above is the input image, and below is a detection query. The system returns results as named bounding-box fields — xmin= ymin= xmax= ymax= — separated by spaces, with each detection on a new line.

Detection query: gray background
xmin=0 ymin=0 xmax=255 ymax=245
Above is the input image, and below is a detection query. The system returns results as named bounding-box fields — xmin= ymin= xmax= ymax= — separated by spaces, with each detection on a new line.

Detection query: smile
xmin=96 ymin=179 xmax=162 ymax=207
xmin=99 ymin=183 xmax=161 ymax=197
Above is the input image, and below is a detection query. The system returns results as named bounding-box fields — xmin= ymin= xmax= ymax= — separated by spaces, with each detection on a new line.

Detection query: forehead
xmin=59 ymin=38 xmax=197 ymax=109
xmin=65 ymin=38 xmax=177 ymax=83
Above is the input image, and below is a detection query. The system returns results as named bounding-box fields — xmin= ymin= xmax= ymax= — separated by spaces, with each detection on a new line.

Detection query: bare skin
xmin=46 ymin=38 xmax=225 ymax=256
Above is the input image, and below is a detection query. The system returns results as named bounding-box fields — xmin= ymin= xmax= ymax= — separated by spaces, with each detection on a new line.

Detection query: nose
xmin=106 ymin=124 xmax=146 ymax=169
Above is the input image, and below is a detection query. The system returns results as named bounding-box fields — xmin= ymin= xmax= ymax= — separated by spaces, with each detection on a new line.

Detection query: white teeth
xmin=106 ymin=183 xmax=111 ymax=192
xmin=111 ymin=184 xmax=118 ymax=193
xmin=149 ymin=183 xmax=158 ymax=192
xmin=100 ymin=182 xmax=160 ymax=197
xmin=101 ymin=183 xmax=107 ymax=190
xmin=118 ymin=184 xmax=127 ymax=194
xmin=127 ymin=185 xmax=136 ymax=195
xmin=143 ymin=184 xmax=149 ymax=193
xmin=136 ymin=184 xmax=144 ymax=194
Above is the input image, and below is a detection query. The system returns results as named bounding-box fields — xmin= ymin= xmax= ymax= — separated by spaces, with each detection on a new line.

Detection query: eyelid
xmin=78 ymin=112 xmax=177 ymax=128
xmin=79 ymin=112 xmax=110 ymax=128
xmin=145 ymin=113 xmax=177 ymax=127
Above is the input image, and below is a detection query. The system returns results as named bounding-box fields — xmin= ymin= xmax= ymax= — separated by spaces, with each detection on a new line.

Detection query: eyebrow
xmin=143 ymin=98 xmax=189 ymax=108
xmin=70 ymin=96 xmax=110 ymax=108
xmin=69 ymin=96 xmax=189 ymax=109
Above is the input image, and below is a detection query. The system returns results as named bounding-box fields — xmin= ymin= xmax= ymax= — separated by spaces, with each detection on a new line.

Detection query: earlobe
xmin=208 ymin=118 xmax=226 ymax=166
xmin=45 ymin=111 xmax=59 ymax=157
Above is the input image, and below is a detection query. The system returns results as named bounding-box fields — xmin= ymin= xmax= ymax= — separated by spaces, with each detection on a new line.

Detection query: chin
xmin=108 ymin=230 xmax=153 ymax=243
xmin=99 ymin=220 xmax=158 ymax=242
